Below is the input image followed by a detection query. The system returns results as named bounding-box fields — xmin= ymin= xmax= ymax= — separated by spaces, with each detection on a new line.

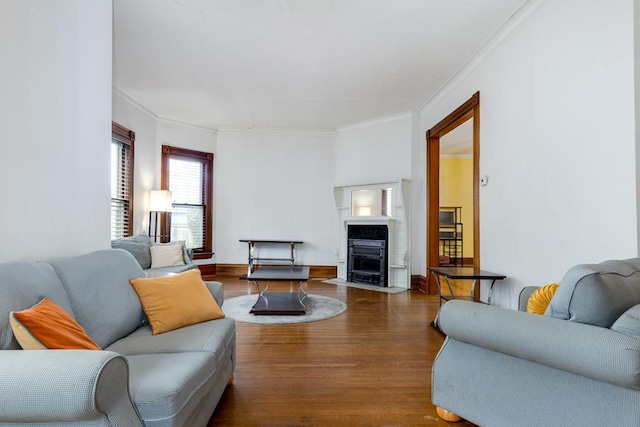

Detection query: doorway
xmin=426 ymin=92 xmax=480 ymax=294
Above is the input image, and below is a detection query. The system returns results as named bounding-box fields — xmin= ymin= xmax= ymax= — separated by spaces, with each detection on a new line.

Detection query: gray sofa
xmin=0 ymin=249 xmax=236 ymax=427
xmin=111 ymin=234 xmax=198 ymax=275
xmin=432 ymin=258 xmax=640 ymax=427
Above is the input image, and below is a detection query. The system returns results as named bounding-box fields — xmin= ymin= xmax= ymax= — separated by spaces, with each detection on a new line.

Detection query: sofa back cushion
xmin=111 ymin=234 xmax=152 ymax=269
xmin=546 ymin=258 xmax=640 ymax=328
xmin=0 ymin=261 xmax=74 ymax=350
xmin=45 ymin=249 xmax=146 ymax=348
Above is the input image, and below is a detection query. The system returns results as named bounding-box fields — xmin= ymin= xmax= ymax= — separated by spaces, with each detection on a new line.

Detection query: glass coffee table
xmin=246 ymin=266 xmax=310 ymax=315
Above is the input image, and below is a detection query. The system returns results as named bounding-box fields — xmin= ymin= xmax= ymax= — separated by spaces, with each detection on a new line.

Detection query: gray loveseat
xmin=111 ymin=234 xmax=198 ymax=275
xmin=0 ymin=249 xmax=236 ymax=427
xmin=432 ymin=258 xmax=640 ymax=427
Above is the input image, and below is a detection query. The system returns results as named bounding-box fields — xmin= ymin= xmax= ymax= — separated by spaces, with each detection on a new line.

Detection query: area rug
xmin=223 ymin=294 xmax=347 ymax=324
xmin=322 ymin=278 xmax=408 ymax=294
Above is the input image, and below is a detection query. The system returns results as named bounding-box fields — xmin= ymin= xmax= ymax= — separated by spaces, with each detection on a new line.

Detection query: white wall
xmin=420 ymin=0 xmax=637 ymax=307
xmin=335 ymin=113 xmax=413 ymax=186
xmin=0 ymin=0 xmax=112 ymax=261
xmin=335 ymin=112 xmax=419 ymax=274
xmin=215 ymin=130 xmax=336 ymax=266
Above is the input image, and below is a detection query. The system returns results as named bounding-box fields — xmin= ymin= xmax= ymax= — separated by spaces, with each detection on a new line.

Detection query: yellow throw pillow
xmin=10 ymin=298 xmax=101 ymax=350
xmin=130 ymin=269 xmax=225 ymax=335
xmin=526 ymin=283 xmax=560 ymax=315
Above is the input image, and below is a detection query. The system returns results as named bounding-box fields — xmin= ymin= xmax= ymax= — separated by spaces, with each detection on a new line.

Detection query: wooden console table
xmin=239 ymin=239 xmax=303 ymax=276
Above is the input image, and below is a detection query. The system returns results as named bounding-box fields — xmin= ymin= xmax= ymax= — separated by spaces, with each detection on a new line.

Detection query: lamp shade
xmin=149 ymin=190 xmax=173 ymax=212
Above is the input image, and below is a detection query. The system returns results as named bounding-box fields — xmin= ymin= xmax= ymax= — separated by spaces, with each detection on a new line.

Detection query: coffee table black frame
xmin=246 ymin=266 xmax=310 ymax=315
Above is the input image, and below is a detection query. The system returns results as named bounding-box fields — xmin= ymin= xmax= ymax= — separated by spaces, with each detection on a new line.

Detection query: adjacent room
xmin=2 ymin=0 xmax=640 ymax=426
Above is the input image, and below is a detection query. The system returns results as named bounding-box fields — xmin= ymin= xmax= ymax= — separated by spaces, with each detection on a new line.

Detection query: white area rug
xmin=322 ymin=278 xmax=409 ymax=294
xmin=223 ymin=294 xmax=347 ymax=324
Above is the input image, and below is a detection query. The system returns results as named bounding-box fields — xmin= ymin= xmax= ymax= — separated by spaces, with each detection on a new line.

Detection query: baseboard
xmin=215 ymin=264 xmax=248 ymax=277
xmin=197 ymin=263 xmax=217 ymax=279
xmin=213 ymin=264 xmax=337 ymax=279
xmin=412 ymin=274 xmax=437 ymax=295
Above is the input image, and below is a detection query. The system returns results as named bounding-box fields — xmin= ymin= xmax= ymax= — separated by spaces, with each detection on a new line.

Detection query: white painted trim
xmin=217 ymin=127 xmax=337 ymax=137
xmin=113 ymin=86 xmax=159 ymax=120
xmin=157 ymin=116 xmax=219 ymax=134
xmin=418 ymin=0 xmax=548 ymax=115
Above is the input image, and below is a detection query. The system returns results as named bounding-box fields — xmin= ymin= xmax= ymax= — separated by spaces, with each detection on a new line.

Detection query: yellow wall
xmin=440 ymin=157 xmax=473 ymax=258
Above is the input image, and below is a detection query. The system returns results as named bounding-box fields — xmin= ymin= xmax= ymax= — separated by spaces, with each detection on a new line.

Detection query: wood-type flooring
xmin=207 ymin=275 xmax=477 ymax=427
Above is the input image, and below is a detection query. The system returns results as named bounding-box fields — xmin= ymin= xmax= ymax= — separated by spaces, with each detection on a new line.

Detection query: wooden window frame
xmin=161 ymin=145 xmax=213 ymax=258
xmin=111 ymin=122 xmax=135 ymax=238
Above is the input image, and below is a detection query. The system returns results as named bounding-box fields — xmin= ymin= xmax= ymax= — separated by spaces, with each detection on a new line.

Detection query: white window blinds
xmin=169 ymin=158 xmax=205 ymax=250
xmin=110 ymin=138 xmax=132 ymax=239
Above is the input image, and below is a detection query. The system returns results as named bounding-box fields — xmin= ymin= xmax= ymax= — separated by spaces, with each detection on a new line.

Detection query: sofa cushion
xmin=45 ymin=249 xmax=146 ymax=348
xmin=10 ymin=298 xmax=101 ymax=350
xmin=112 ymin=234 xmax=153 ymax=269
xmin=129 ymin=270 xmax=225 ymax=335
xmin=126 ymin=352 xmax=219 ymax=426
xmin=0 ymin=261 xmax=75 ymax=350
xmin=150 ymin=242 xmax=185 ymax=268
xmin=611 ymin=304 xmax=640 ymax=339
xmin=546 ymin=258 xmax=640 ymax=327
xmin=106 ymin=317 xmax=236 ymax=359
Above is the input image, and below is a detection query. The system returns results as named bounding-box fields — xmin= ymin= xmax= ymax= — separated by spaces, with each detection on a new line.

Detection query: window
xmin=161 ymin=145 xmax=213 ymax=256
xmin=111 ymin=122 xmax=135 ymax=239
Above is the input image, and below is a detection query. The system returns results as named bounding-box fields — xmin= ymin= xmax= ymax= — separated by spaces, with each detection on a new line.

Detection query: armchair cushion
xmin=611 ymin=304 xmax=640 ymax=339
xmin=545 ymin=258 xmax=640 ymax=327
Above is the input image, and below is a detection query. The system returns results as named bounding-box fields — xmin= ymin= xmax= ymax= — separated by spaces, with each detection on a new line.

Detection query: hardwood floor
xmin=207 ymin=275 xmax=477 ymax=427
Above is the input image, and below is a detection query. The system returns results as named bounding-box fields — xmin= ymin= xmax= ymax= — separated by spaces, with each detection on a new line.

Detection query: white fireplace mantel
xmin=332 ymin=180 xmax=411 ymax=289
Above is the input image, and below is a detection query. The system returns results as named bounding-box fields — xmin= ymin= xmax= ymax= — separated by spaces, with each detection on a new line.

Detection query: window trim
xmin=161 ymin=144 xmax=213 ymax=257
xmin=111 ymin=122 xmax=135 ymax=238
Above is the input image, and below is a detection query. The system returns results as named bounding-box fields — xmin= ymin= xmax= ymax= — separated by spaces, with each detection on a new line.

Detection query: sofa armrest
xmin=204 ymin=280 xmax=224 ymax=307
xmin=439 ymin=300 xmax=640 ymax=390
xmin=0 ymin=350 xmax=143 ymax=425
xmin=518 ymin=286 xmax=538 ymax=311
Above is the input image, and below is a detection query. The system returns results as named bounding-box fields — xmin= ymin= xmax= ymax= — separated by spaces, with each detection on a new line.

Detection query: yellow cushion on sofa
xmin=10 ymin=298 xmax=101 ymax=350
xmin=526 ymin=283 xmax=560 ymax=315
xmin=129 ymin=269 xmax=224 ymax=335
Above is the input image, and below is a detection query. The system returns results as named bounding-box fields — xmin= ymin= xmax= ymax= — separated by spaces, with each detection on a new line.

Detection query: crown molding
xmin=216 ymin=127 xmax=337 ymax=137
xmin=112 ymin=85 xmax=159 ymax=120
xmin=418 ymin=0 xmax=548 ymax=115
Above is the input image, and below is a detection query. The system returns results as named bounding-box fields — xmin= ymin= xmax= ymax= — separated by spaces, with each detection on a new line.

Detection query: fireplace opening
xmin=347 ymin=225 xmax=388 ymax=287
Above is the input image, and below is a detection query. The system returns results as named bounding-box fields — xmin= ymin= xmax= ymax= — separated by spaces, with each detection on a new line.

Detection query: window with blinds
xmin=161 ymin=145 xmax=213 ymax=255
xmin=111 ymin=123 xmax=135 ymax=240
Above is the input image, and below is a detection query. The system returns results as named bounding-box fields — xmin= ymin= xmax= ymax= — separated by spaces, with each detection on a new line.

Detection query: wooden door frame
xmin=426 ymin=92 xmax=480 ymax=294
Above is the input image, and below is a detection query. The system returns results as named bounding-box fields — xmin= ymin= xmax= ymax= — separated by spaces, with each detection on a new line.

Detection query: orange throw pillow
xmin=129 ymin=269 xmax=225 ymax=335
xmin=526 ymin=283 xmax=560 ymax=315
xmin=10 ymin=298 xmax=101 ymax=350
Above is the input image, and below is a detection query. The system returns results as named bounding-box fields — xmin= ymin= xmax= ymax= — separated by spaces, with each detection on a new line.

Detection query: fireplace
xmin=333 ymin=180 xmax=410 ymax=289
xmin=347 ymin=225 xmax=388 ymax=287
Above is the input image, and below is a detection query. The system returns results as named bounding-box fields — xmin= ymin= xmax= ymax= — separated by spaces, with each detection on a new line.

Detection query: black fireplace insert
xmin=347 ymin=225 xmax=388 ymax=287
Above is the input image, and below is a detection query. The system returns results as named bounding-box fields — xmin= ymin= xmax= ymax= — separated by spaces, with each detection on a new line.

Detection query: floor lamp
xmin=148 ymin=190 xmax=173 ymax=243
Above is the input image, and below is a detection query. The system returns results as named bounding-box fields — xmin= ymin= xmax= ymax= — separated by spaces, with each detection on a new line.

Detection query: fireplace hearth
xmin=347 ymin=225 xmax=388 ymax=287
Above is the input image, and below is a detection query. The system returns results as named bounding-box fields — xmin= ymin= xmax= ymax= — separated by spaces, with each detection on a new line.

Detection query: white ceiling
xmin=113 ymin=0 xmax=527 ymax=131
